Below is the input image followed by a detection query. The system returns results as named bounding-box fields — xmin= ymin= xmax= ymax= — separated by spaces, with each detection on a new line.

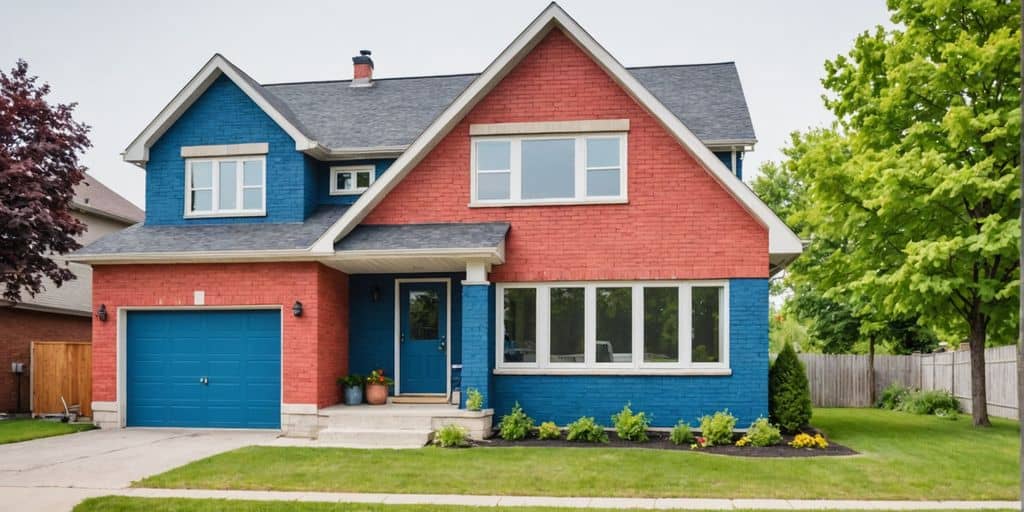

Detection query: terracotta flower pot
xmin=365 ymin=383 xmax=389 ymax=405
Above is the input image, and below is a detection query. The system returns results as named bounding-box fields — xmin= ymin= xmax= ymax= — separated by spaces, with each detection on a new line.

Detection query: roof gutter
xmin=303 ymin=144 xmax=408 ymax=161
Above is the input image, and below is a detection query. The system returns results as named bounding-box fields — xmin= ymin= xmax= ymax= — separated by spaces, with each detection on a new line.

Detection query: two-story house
xmin=74 ymin=3 xmax=801 ymax=441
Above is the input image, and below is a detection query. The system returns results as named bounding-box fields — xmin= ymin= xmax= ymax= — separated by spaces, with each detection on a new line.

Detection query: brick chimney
xmin=351 ymin=50 xmax=373 ymax=87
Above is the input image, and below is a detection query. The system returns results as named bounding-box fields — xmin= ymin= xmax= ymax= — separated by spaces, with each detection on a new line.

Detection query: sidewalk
xmin=4 ymin=486 xmax=1019 ymax=511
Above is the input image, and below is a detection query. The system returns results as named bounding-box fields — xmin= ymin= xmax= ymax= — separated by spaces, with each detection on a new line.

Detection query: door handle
xmin=438 ymin=336 xmax=446 ymax=352
xmin=400 ymin=333 xmax=405 ymax=344
xmin=199 ymin=376 xmax=208 ymax=385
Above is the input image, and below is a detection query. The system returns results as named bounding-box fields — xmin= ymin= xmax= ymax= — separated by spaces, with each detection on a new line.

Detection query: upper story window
xmin=330 ymin=165 xmax=376 ymax=195
xmin=471 ymin=133 xmax=627 ymax=206
xmin=497 ymin=281 xmax=729 ymax=374
xmin=185 ymin=156 xmax=265 ymax=218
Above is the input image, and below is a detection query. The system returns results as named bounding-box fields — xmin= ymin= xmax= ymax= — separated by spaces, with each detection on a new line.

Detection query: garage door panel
xmin=127 ymin=310 xmax=281 ymax=429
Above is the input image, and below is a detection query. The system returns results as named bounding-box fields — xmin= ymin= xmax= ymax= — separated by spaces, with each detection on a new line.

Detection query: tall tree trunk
xmin=967 ymin=313 xmax=991 ymax=427
xmin=868 ymin=334 xmax=876 ymax=406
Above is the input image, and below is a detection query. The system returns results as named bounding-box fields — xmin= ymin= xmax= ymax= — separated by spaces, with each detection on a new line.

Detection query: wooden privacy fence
xmin=31 ymin=341 xmax=92 ymax=417
xmin=798 ymin=345 xmax=1018 ymax=420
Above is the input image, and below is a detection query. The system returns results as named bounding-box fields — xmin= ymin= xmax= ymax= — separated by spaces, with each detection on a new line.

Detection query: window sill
xmin=329 ymin=190 xmax=369 ymax=196
xmin=184 ymin=211 xmax=267 ymax=219
xmin=492 ymin=368 xmax=732 ymax=376
xmin=469 ymin=198 xmax=628 ymax=208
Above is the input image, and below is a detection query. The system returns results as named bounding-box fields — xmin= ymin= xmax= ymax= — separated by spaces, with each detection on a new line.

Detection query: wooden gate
xmin=31 ymin=341 xmax=92 ymax=417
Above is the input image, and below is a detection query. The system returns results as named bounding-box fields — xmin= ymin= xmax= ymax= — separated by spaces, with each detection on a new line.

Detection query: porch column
xmin=460 ymin=261 xmax=494 ymax=409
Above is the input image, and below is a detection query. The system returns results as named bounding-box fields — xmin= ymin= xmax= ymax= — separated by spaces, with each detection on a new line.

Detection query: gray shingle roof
xmin=72 ymin=173 xmax=145 ymax=224
xmin=261 ymin=62 xmax=755 ymax=149
xmin=75 ymin=205 xmax=349 ymax=256
xmin=335 ymin=223 xmax=510 ymax=252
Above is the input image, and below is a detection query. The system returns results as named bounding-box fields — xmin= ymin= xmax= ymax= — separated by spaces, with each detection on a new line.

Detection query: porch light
xmin=292 ymin=300 xmax=303 ymax=317
xmin=96 ymin=304 xmax=108 ymax=322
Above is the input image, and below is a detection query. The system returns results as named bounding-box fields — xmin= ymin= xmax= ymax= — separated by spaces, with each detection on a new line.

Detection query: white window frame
xmin=470 ymin=133 xmax=628 ymax=207
xmin=184 ymin=155 xmax=266 ymax=218
xmin=329 ymin=165 xmax=376 ymax=195
xmin=494 ymin=281 xmax=730 ymax=375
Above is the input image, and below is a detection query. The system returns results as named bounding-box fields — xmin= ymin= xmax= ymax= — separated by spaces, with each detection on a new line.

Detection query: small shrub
xmin=434 ymin=424 xmax=469 ymax=448
xmin=538 ymin=421 xmax=561 ymax=440
xmin=565 ymin=416 xmax=609 ymax=443
xmin=935 ymin=407 xmax=959 ymax=420
xmin=877 ymin=383 xmax=910 ymax=410
xmin=790 ymin=432 xmax=828 ymax=449
xmin=465 ymin=388 xmax=483 ymax=412
xmin=669 ymin=421 xmax=695 ymax=446
xmin=769 ymin=343 xmax=812 ymax=432
xmin=611 ymin=403 xmax=650 ymax=442
xmin=898 ymin=390 xmax=960 ymax=415
xmin=698 ymin=410 xmax=737 ymax=446
xmin=498 ymin=402 xmax=534 ymax=441
xmin=744 ymin=418 xmax=782 ymax=447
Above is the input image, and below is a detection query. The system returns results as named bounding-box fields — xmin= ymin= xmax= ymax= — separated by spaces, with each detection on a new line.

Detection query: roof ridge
xmin=260 ymin=62 xmax=736 ymax=88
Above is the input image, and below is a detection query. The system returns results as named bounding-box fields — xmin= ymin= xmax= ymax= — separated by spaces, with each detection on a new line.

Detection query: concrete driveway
xmin=0 ymin=427 xmax=277 ymax=511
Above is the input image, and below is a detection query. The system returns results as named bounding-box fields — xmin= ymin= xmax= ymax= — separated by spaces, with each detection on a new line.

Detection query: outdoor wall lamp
xmin=292 ymin=300 xmax=303 ymax=317
xmin=96 ymin=304 xmax=108 ymax=322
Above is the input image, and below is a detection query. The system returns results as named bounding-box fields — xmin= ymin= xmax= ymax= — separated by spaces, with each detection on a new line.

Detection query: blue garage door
xmin=127 ymin=310 xmax=281 ymax=428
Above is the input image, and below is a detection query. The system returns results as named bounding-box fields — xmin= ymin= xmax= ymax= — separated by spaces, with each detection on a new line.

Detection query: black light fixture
xmin=96 ymin=304 xmax=108 ymax=322
xmin=371 ymin=286 xmax=381 ymax=303
xmin=292 ymin=300 xmax=303 ymax=317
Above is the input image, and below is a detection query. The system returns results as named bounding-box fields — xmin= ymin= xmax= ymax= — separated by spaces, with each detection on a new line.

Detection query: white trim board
xmin=309 ymin=3 xmax=802 ymax=260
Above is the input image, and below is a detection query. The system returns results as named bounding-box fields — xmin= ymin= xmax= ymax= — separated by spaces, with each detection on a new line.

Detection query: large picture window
xmin=185 ymin=156 xmax=265 ymax=217
xmin=496 ymin=282 xmax=728 ymax=373
xmin=471 ymin=133 xmax=627 ymax=205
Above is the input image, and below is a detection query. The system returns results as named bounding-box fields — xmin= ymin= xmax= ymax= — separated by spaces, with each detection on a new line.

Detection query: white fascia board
xmin=310 ymin=3 xmax=802 ymax=257
xmin=123 ymin=54 xmax=316 ymax=164
xmin=331 ymin=246 xmax=505 ymax=264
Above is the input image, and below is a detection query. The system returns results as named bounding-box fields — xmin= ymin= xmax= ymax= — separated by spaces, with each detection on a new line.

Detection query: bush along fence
xmin=796 ymin=345 xmax=1018 ymax=420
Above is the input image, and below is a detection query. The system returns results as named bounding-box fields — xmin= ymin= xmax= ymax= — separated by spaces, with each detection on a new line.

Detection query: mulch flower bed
xmin=474 ymin=428 xmax=856 ymax=457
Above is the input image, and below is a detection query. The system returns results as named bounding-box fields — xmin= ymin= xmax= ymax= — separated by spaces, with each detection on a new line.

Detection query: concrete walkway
xmin=0 ymin=486 xmax=1018 ymax=511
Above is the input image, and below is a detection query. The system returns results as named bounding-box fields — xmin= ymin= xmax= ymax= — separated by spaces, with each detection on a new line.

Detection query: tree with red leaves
xmin=0 ymin=60 xmax=91 ymax=302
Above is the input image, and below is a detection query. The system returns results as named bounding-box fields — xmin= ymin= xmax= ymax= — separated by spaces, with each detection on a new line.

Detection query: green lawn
xmin=0 ymin=418 xmax=95 ymax=444
xmin=136 ymin=408 xmax=1020 ymax=500
xmin=72 ymin=497 xmax=1017 ymax=512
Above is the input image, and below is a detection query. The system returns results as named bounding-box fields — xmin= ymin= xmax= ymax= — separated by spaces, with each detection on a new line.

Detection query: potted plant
xmin=365 ymin=369 xmax=393 ymax=405
xmin=337 ymin=374 xmax=364 ymax=405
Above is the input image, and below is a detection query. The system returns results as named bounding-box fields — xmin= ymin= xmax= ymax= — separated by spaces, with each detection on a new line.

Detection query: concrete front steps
xmin=316 ymin=402 xmax=494 ymax=449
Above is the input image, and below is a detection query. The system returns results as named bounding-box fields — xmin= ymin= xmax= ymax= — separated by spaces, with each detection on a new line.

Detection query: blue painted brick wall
xmin=460 ymin=283 xmax=494 ymax=409
xmin=490 ymin=278 xmax=769 ymax=426
xmin=146 ymin=74 xmax=314 ymax=225
xmin=317 ymin=159 xmax=395 ymax=206
xmin=348 ymin=274 xmax=463 ymax=392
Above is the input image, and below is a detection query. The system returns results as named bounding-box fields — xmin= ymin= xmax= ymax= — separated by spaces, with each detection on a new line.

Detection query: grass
xmin=72 ymin=497 xmax=1019 ymax=512
xmin=0 ymin=418 xmax=95 ymax=444
xmin=136 ymin=408 xmax=1020 ymax=500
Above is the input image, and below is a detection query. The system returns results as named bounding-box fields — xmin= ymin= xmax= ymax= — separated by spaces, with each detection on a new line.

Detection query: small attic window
xmin=330 ymin=165 xmax=375 ymax=195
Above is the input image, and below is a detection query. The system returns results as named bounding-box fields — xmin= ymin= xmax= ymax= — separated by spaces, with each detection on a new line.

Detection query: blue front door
xmin=399 ymin=282 xmax=447 ymax=394
xmin=126 ymin=310 xmax=281 ymax=428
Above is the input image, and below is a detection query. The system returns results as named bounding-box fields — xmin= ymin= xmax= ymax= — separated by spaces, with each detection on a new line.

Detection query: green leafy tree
xmin=756 ymin=0 xmax=1020 ymax=426
xmin=769 ymin=343 xmax=812 ymax=433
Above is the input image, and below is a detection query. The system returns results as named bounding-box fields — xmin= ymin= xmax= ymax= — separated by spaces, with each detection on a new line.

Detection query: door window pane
xmin=644 ymin=287 xmax=679 ymax=363
xmin=522 ymin=139 xmax=574 ymax=199
xmin=409 ymin=290 xmax=440 ymax=340
xmin=477 ymin=140 xmax=511 ymax=170
xmin=503 ymin=288 xmax=536 ymax=363
xmin=596 ymin=287 xmax=631 ymax=363
xmin=478 ymin=172 xmax=510 ymax=200
xmin=218 ymin=161 xmax=237 ymax=210
xmin=692 ymin=287 xmax=721 ymax=363
xmin=549 ymin=287 xmax=584 ymax=363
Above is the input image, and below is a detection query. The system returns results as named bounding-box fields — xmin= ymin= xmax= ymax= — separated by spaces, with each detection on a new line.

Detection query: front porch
xmin=315 ymin=402 xmax=493 ymax=448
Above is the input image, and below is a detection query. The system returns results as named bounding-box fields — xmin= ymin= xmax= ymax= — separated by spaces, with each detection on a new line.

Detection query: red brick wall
xmin=0 ymin=308 xmax=91 ymax=413
xmin=364 ymin=29 xmax=768 ymax=281
xmin=91 ymin=262 xmax=348 ymax=408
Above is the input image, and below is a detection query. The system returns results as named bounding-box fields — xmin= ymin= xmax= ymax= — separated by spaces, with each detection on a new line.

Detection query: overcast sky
xmin=3 ymin=0 xmax=892 ymax=209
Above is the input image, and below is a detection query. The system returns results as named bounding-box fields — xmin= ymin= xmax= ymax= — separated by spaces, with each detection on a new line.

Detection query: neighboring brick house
xmin=2 ymin=174 xmax=143 ymax=414
xmin=74 ymin=4 xmax=801 ymax=439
